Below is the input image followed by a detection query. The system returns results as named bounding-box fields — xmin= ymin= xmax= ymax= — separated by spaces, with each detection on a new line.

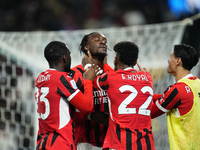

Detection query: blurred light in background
xmin=168 ymin=0 xmax=200 ymax=18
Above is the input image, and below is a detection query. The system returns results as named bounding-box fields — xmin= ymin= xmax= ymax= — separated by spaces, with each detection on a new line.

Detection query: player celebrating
xmin=94 ymin=41 xmax=155 ymax=150
xmin=70 ymin=32 xmax=111 ymax=150
xmin=35 ymin=41 xmax=99 ymax=150
xmin=151 ymin=44 xmax=200 ymax=149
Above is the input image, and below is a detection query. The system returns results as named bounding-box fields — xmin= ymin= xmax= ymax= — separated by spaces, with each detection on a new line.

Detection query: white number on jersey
xmin=35 ymin=87 xmax=50 ymax=120
xmin=118 ymin=85 xmax=153 ymax=116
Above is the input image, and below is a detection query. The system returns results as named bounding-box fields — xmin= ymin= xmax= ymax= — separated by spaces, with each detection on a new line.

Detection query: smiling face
xmin=85 ymin=33 xmax=107 ymax=58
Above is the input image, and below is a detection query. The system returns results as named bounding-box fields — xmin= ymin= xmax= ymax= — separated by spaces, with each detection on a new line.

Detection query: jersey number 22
xmin=118 ymin=85 xmax=153 ymax=116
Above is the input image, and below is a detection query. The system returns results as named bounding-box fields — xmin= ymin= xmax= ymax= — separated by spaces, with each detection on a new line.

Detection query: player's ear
xmin=62 ymin=55 xmax=67 ymax=63
xmin=84 ymin=45 xmax=90 ymax=56
xmin=84 ymin=45 xmax=89 ymax=51
xmin=176 ymin=57 xmax=181 ymax=65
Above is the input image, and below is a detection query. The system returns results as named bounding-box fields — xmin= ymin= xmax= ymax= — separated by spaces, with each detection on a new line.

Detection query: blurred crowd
xmin=0 ymin=0 xmax=198 ymax=31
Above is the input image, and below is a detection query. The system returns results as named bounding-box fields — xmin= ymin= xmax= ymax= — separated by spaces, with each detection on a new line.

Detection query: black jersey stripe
xmin=104 ymin=101 xmax=109 ymax=113
xmin=70 ymin=70 xmax=76 ymax=78
xmin=76 ymin=78 xmax=82 ymax=89
xmin=37 ymin=133 xmax=43 ymax=141
xmin=60 ymin=75 xmax=76 ymax=95
xmin=116 ymin=124 xmax=121 ymax=142
xmin=95 ymin=123 xmax=102 ymax=147
xmin=77 ymin=67 xmax=84 ymax=74
xmin=100 ymin=74 xmax=107 ymax=82
xmin=95 ymin=102 xmax=100 ymax=111
xmin=57 ymin=87 xmax=67 ymax=98
xmin=101 ymin=85 xmax=109 ymax=90
xmin=41 ymin=133 xmax=49 ymax=150
xmin=162 ymin=87 xmax=178 ymax=108
xmin=36 ymin=141 xmax=41 ymax=150
xmin=135 ymin=129 xmax=142 ymax=150
xmin=125 ymin=127 xmax=132 ymax=150
xmin=99 ymin=74 xmax=109 ymax=90
xmin=51 ymin=131 xmax=59 ymax=147
xmin=143 ymin=128 xmax=151 ymax=150
xmin=85 ymin=120 xmax=91 ymax=142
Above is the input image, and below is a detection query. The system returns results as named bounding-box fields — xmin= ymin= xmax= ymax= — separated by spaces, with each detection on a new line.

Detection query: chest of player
xmin=93 ymin=87 xmax=109 ymax=112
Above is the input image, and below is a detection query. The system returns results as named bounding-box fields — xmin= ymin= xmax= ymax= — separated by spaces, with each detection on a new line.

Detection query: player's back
xmin=101 ymin=68 xmax=155 ymax=150
xmin=106 ymin=68 xmax=153 ymax=130
xmin=35 ymin=69 xmax=76 ymax=149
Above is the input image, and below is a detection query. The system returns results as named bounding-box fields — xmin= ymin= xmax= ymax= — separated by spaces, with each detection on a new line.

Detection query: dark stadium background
xmin=0 ymin=0 xmax=199 ymax=56
xmin=0 ymin=1 xmax=200 ymax=149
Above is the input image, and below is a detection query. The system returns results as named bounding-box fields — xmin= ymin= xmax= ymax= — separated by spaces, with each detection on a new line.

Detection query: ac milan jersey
xmin=154 ymin=76 xmax=196 ymax=116
xmin=94 ymin=68 xmax=155 ymax=150
xmin=167 ymin=77 xmax=200 ymax=150
xmin=71 ymin=65 xmax=109 ymax=147
xmin=35 ymin=69 xmax=85 ymax=150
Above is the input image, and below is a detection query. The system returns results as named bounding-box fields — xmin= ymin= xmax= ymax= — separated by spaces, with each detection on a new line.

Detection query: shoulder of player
xmin=55 ymin=71 xmax=72 ymax=80
xmin=70 ymin=65 xmax=84 ymax=78
xmin=102 ymin=70 xmax=116 ymax=77
xmin=71 ymin=64 xmax=84 ymax=73
xmin=71 ymin=64 xmax=84 ymax=70
xmin=165 ymin=82 xmax=188 ymax=95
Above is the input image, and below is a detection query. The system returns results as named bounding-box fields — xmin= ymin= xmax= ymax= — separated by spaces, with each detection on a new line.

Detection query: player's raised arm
xmin=137 ymin=62 xmax=149 ymax=72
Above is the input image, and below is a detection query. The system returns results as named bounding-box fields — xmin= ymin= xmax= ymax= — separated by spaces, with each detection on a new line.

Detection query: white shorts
xmin=77 ymin=143 xmax=102 ymax=150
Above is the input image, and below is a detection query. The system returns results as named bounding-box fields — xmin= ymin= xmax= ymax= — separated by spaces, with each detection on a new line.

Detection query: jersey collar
xmin=124 ymin=67 xmax=133 ymax=70
xmin=177 ymin=74 xmax=194 ymax=83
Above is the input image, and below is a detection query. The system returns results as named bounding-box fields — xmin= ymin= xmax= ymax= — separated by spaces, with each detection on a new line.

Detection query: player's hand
xmin=82 ymin=51 xmax=94 ymax=70
xmin=137 ymin=62 xmax=149 ymax=72
xmin=84 ymin=64 xmax=101 ymax=81
xmin=82 ymin=54 xmax=92 ymax=67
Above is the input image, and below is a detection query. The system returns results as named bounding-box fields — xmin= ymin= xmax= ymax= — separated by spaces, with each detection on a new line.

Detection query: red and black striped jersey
xmin=35 ymin=69 xmax=93 ymax=150
xmin=94 ymin=67 xmax=155 ymax=150
xmin=152 ymin=76 xmax=196 ymax=117
xmin=71 ymin=64 xmax=109 ymax=147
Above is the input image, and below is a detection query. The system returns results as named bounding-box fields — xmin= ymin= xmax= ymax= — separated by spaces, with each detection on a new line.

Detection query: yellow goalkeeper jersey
xmin=167 ymin=77 xmax=200 ymax=150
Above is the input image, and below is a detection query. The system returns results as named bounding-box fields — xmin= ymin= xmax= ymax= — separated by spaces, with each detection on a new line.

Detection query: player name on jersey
xmin=37 ymin=74 xmax=52 ymax=82
xmin=121 ymin=74 xmax=149 ymax=81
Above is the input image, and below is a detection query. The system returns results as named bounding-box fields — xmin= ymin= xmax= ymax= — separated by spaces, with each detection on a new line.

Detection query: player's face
xmin=64 ymin=51 xmax=71 ymax=72
xmin=86 ymin=33 xmax=107 ymax=57
xmin=167 ymin=52 xmax=178 ymax=75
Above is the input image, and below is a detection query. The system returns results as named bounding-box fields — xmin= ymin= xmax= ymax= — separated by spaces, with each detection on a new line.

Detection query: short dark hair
xmin=79 ymin=32 xmax=98 ymax=55
xmin=44 ymin=41 xmax=69 ymax=66
xmin=114 ymin=41 xmax=139 ymax=66
xmin=174 ymin=44 xmax=198 ymax=71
